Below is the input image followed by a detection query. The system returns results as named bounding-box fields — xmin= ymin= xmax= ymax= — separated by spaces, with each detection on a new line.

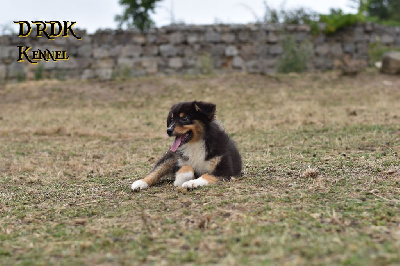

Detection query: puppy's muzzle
xmin=167 ymin=122 xmax=175 ymax=136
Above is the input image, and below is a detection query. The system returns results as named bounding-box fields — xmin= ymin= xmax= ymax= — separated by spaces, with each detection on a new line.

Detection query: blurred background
xmin=2 ymin=0 xmax=356 ymax=34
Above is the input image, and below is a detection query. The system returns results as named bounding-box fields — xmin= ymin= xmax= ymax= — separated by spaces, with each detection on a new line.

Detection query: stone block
xmin=93 ymin=47 xmax=109 ymax=58
xmin=42 ymin=60 xmax=58 ymax=70
xmin=344 ymin=43 xmax=355 ymax=53
xmin=53 ymin=37 xmax=68 ymax=45
xmin=269 ymin=45 xmax=283 ymax=55
xmin=81 ymin=69 xmax=94 ymax=79
xmin=205 ymin=31 xmax=221 ymax=43
xmin=169 ymin=58 xmax=183 ymax=69
xmin=246 ymin=60 xmax=261 ymax=74
xmin=59 ymin=58 xmax=80 ymax=70
xmin=143 ymin=45 xmax=159 ymax=56
xmin=117 ymin=57 xmax=137 ymax=68
xmin=381 ymin=51 xmax=400 ymax=74
xmin=238 ymin=31 xmax=249 ymax=42
xmin=313 ymin=34 xmax=325 ymax=45
xmin=187 ymin=34 xmax=200 ymax=44
xmin=160 ymin=44 xmax=177 ymax=57
xmin=0 ymin=36 xmax=10 ymax=45
xmin=354 ymin=27 xmax=367 ymax=42
xmin=221 ymin=33 xmax=235 ymax=43
xmin=256 ymin=46 xmax=269 ymax=57
xmin=0 ymin=65 xmax=6 ymax=80
xmin=7 ymin=61 xmax=26 ymax=78
xmin=93 ymin=58 xmax=114 ymax=69
xmin=75 ymin=58 xmax=93 ymax=69
xmin=0 ymin=46 xmax=14 ymax=59
xmin=232 ymin=56 xmax=244 ymax=69
xmin=95 ymin=68 xmax=113 ymax=80
xmin=121 ymin=45 xmax=142 ymax=58
xmin=330 ymin=44 xmax=342 ymax=56
xmin=253 ymin=31 xmax=267 ymax=42
xmin=184 ymin=58 xmax=196 ymax=67
xmin=142 ymin=58 xmax=158 ymax=74
xmin=77 ymin=45 xmax=92 ymax=58
xmin=147 ymin=34 xmax=157 ymax=44
xmin=240 ymin=45 xmax=255 ymax=59
xmin=225 ymin=46 xmax=238 ymax=56
xmin=267 ymin=33 xmax=278 ymax=44
xmin=296 ymin=32 xmax=308 ymax=42
xmin=169 ymin=32 xmax=184 ymax=44
xmin=109 ymin=45 xmax=122 ymax=57
xmin=132 ymin=34 xmax=146 ymax=44
xmin=315 ymin=45 xmax=329 ymax=55
xmin=356 ymin=43 xmax=368 ymax=54
xmin=381 ymin=35 xmax=394 ymax=45
xmin=210 ymin=45 xmax=225 ymax=56
xmin=184 ymin=47 xmax=195 ymax=57
xmin=314 ymin=57 xmax=333 ymax=70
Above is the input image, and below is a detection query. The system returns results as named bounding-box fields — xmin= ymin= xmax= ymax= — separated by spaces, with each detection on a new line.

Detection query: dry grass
xmin=1 ymin=70 xmax=400 ymax=265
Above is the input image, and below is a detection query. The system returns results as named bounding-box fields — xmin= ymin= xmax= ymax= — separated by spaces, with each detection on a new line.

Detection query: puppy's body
xmin=131 ymin=101 xmax=241 ymax=190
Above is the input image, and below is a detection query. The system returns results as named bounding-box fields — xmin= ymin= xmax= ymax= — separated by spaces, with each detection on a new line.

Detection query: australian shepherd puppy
xmin=131 ymin=101 xmax=242 ymax=190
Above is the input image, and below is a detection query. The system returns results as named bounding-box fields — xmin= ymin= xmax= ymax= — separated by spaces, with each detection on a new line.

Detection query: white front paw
xmin=182 ymin=177 xmax=208 ymax=189
xmin=131 ymin=180 xmax=149 ymax=191
xmin=174 ymin=172 xmax=194 ymax=186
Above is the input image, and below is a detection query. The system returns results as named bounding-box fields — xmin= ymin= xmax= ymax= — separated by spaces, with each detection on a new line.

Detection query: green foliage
xmin=365 ymin=16 xmax=400 ymax=26
xmin=115 ymin=0 xmax=162 ymax=32
xmin=197 ymin=53 xmax=214 ymax=75
xmin=369 ymin=41 xmax=400 ymax=63
xmin=319 ymin=9 xmax=365 ymax=34
xmin=367 ymin=0 xmax=400 ymax=21
xmin=277 ymin=36 xmax=312 ymax=73
xmin=262 ymin=1 xmax=319 ymax=24
xmin=112 ymin=66 xmax=132 ymax=80
xmin=54 ymin=70 xmax=66 ymax=81
xmin=16 ymin=73 xmax=25 ymax=82
xmin=261 ymin=3 xmax=363 ymax=35
xmin=34 ymin=64 xmax=44 ymax=81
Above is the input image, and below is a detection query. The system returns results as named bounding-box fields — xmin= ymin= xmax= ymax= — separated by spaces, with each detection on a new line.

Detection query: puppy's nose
xmin=167 ymin=128 xmax=173 ymax=136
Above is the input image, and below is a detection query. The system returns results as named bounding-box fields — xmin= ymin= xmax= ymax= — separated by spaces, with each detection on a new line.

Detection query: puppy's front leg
xmin=174 ymin=165 xmax=195 ymax=186
xmin=131 ymin=151 xmax=177 ymax=191
xmin=182 ymin=174 xmax=218 ymax=189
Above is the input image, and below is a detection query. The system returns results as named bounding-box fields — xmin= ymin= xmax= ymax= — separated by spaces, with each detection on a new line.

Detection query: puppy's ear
xmin=193 ymin=101 xmax=216 ymax=121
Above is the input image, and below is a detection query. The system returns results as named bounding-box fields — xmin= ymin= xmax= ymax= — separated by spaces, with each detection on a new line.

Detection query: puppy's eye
xmin=181 ymin=116 xmax=190 ymax=123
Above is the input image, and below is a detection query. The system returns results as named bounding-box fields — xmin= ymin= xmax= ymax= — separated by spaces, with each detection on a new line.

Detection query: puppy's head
xmin=166 ymin=101 xmax=216 ymax=152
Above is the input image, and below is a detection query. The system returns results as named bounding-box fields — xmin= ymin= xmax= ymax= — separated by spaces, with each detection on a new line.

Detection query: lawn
xmin=0 ymin=70 xmax=399 ymax=265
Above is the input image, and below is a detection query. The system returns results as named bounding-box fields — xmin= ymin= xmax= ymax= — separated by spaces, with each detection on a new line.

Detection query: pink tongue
xmin=170 ymin=135 xmax=184 ymax=152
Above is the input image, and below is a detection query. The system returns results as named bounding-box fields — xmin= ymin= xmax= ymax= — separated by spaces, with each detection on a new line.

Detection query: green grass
xmin=0 ymin=71 xmax=399 ymax=265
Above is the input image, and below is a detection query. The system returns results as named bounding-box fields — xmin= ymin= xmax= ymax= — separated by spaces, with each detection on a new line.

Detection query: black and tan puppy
xmin=131 ymin=101 xmax=242 ymax=190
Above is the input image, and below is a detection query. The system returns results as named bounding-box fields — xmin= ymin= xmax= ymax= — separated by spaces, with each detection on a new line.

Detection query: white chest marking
xmin=177 ymin=141 xmax=219 ymax=176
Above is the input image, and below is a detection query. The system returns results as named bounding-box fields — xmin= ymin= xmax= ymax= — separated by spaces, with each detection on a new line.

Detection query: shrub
xmin=112 ymin=66 xmax=132 ymax=80
xmin=277 ymin=36 xmax=312 ymax=73
xmin=319 ymin=9 xmax=364 ymax=34
xmin=262 ymin=1 xmax=319 ymax=25
xmin=34 ymin=64 xmax=44 ymax=81
xmin=369 ymin=40 xmax=400 ymax=64
xmin=197 ymin=53 xmax=214 ymax=75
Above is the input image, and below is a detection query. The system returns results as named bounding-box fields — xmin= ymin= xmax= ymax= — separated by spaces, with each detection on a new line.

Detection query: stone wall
xmin=1 ymin=23 xmax=400 ymax=81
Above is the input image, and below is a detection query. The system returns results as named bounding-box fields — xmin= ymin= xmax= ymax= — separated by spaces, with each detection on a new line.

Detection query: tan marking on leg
xmin=177 ymin=165 xmax=194 ymax=174
xmin=201 ymin=174 xmax=218 ymax=184
xmin=143 ymin=159 xmax=175 ymax=186
xmin=179 ymin=112 xmax=185 ymax=118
